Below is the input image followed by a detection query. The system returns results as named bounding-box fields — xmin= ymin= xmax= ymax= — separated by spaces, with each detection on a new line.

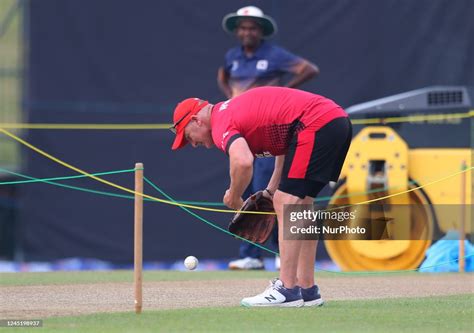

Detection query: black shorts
xmin=279 ymin=117 xmax=352 ymax=199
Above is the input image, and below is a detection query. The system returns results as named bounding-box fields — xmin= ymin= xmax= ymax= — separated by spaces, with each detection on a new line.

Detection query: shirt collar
xmin=239 ymin=40 xmax=268 ymax=59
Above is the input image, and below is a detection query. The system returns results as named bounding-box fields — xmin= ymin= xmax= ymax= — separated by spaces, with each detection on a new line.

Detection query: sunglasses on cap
xmin=169 ymin=111 xmax=191 ymax=134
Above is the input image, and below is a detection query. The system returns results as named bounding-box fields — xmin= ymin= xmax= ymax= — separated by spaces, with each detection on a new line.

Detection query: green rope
xmin=169 ymin=180 xmax=420 ymax=206
xmin=0 ymin=168 xmax=141 ymax=199
xmin=0 ymin=167 xmax=135 ymax=185
xmin=143 ymin=175 xmax=474 ymax=275
xmin=321 ymin=254 xmax=474 ymax=275
xmin=1 ymin=167 xmax=471 ymax=275
xmin=143 ymin=176 xmax=279 ymax=256
xmin=0 ymin=168 xmax=223 ymax=205
xmin=0 ymin=167 xmax=421 ymax=207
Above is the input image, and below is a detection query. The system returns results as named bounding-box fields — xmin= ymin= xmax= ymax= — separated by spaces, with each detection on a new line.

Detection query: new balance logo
xmin=264 ymin=294 xmax=277 ymax=302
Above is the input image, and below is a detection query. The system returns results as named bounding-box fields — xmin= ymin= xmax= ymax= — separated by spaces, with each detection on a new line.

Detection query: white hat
xmin=222 ymin=6 xmax=277 ymax=38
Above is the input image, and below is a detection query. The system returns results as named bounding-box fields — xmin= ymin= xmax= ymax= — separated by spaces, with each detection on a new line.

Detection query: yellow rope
xmin=0 ymin=128 xmax=252 ymax=214
xmin=0 ymin=123 xmax=172 ymax=130
xmin=0 ymin=110 xmax=472 ymax=129
xmin=0 ymin=127 xmax=471 ymax=214
xmin=329 ymin=166 xmax=472 ymax=211
xmin=351 ymin=109 xmax=474 ymax=125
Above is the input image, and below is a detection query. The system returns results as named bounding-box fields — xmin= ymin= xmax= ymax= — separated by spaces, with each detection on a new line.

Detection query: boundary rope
xmin=143 ymin=174 xmax=474 ymax=275
xmin=0 ymin=128 xmax=471 ymax=215
xmin=0 ymin=167 xmax=423 ymax=204
xmin=0 ymin=165 xmax=471 ymax=274
xmin=0 ymin=110 xmax=472 ymax=129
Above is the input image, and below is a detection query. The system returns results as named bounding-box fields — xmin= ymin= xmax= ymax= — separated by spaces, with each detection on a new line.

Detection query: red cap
xmin=171 ymin=98 xmax=209 ymax=150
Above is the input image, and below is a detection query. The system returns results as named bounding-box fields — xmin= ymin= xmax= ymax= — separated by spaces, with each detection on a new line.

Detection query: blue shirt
xmin=224 ymin=41 xmax=302 ymax=96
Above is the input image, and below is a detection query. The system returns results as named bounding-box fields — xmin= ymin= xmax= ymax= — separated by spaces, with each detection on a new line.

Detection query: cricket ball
xmin=184 ymin=256 xmax=199 ymax=270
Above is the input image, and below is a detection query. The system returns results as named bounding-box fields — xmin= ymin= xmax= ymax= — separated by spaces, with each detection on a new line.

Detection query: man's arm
xmin=285 ymin=59 xmax=320 ymax=88
xmin=266 ymin=155 xmax=285 ymax=195
xmin=217 ymin=67 xmax=233 ymax=99
xmin=224 ymin=137 xmax=254 ymax=209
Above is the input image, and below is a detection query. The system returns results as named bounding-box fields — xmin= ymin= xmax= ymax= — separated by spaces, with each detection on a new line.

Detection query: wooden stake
xmin=134 ymin=163 xmax=144 ymax=313
xmin=459 ymin=160 xmax=466 ymax=273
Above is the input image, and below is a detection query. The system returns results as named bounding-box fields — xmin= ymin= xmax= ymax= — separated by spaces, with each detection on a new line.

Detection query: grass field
xmin=0 ymin=269 xmax=420 ymax=286
xmin=1 ymin=270 xmax=473 ymax=332
xmin=39 ymin=295 xmax=474 ymax=333
xmin=0 ymin=270 xmax=277 ymax=285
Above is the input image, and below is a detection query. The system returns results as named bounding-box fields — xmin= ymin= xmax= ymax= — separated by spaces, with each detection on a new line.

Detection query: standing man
xmin=170 ymin=86 xmax=352 ymax=307
xmin=218 ymin=6 xmax=320 ymax=270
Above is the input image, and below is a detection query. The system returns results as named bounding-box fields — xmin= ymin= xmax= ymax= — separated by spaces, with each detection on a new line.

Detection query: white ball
xmin=184 ymin=256 xmax=198 ymax=270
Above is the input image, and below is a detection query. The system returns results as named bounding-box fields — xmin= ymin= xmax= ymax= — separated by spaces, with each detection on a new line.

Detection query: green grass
xmin=0 ymin=270 xmax=276 ymax=286
xmin=0 ymin=269 xmax=426 ymax=286
xmin=1 ymin=271 xmax=472 ymax=332
xmin=0 ymin=270 xmax=297 ymax=286
xmin=2 ymin=294 xmax=471 ymax=333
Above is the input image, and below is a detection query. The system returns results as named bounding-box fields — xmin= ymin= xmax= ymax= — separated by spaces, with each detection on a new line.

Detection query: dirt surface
xmin=1 ymin=274 xmax=473 ymax=318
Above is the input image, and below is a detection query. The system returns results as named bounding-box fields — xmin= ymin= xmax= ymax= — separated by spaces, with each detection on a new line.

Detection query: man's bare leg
xmin=296 ymin=196 xmax=317 ymax=288
xmin=273 ymin=190 xmax=305 ymax=288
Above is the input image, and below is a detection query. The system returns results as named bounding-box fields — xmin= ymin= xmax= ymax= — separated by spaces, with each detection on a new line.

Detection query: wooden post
xmin=134 ymin=163 xmax=144 ymax=313
xmin=459 ymin=160 xmax=466 ymax=273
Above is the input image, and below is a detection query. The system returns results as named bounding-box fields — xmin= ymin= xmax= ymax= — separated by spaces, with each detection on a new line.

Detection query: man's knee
xmin=274 ymin=190 xmax=304 ymax=208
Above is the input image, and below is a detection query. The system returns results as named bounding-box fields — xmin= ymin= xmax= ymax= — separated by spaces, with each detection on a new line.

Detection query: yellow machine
xmin=325 ymin=87 xmax=473 ymax=270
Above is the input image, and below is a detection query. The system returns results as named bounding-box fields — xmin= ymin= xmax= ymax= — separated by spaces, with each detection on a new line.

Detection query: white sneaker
xmin=275 ymin=255 xmax=280 ymax=270
xmin=228 ymin=257 xmax=264 ymax=270
xmin=240 ymin=278 xmax=304 ymax=307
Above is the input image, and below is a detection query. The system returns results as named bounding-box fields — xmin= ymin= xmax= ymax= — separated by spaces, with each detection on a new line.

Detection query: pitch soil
xmin=1 ymin=274 xmax=473 ymax=318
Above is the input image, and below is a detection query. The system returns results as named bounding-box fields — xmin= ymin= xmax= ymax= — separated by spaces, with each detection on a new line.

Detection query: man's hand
xmin=285 ymin=59 xmax=319 ymax=88
xmin=262 ymin=188 xmax=273 ymax=200
xmin=223 ymin=189 xmax=244 ymax=209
